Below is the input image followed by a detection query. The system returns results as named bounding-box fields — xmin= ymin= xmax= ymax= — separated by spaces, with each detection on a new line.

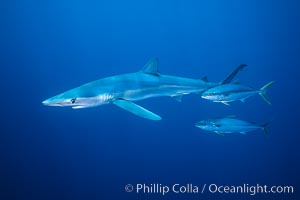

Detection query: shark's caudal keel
xmin=42 ymin=58 xmax=246 ymax=120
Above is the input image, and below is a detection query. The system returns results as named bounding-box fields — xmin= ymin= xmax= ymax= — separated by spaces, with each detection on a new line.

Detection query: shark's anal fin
xmin=113 ymin=99 xmax=161 ymax=120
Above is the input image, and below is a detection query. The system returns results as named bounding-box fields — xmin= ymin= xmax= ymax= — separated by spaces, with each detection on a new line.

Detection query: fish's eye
xmin=70 ymin=98 xmax=76 ymax=104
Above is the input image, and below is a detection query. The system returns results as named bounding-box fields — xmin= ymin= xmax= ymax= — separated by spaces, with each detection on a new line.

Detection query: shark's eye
xmin=70 ymin=98 xmax=76 ymax=104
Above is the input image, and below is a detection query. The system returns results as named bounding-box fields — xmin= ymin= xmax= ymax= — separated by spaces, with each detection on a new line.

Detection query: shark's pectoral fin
xmin=113 ymin=99 xmax=161 ymax=120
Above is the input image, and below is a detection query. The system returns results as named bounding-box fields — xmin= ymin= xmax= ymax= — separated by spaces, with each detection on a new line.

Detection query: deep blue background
xmin=0 ymin=0 xmax=299 ymax=199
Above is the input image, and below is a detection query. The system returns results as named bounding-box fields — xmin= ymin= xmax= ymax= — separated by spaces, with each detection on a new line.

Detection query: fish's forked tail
xmin=259 ymin=81 xmax=275 ymax=105
xmin=261 ymin=121 xmax=272 ymax=135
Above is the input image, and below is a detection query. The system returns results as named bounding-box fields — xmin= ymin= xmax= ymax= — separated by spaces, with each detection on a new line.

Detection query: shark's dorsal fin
xmin=140 ymin=58 xmax=159 ymax=76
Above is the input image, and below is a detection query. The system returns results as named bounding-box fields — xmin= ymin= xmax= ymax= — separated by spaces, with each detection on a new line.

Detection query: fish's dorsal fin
xmin=140 ymin=58 xmax=160 ymax=76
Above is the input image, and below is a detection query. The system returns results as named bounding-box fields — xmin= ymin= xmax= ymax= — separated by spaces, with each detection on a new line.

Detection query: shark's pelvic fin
xmin=113 ymin=99 xmax=161 ymax=120
xmin=140 ymin=58 xmax=160 ymax=76
xmin=171 ymin=95 xmax=183 ymax=102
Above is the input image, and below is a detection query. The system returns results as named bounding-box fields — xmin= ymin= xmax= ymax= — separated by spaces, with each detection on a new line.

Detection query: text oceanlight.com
xmin=124 ymin=183 xmax=294 ymax=196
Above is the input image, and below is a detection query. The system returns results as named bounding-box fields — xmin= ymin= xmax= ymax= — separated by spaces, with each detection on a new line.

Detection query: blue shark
xmin=42 ymin=59 xmax=246 ymax=120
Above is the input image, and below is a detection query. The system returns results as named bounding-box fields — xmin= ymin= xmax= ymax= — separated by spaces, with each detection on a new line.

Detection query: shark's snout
xmin=42 ymin=99 xmax=49 ymax=105
xmin=42 ymin=99 xmax=63 ymax=106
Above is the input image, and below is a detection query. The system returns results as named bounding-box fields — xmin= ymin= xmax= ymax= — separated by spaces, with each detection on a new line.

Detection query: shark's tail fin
xmin=221 ymin=64 xmax=248 ymax=84
xmin=259 ymin=81 xmax=275 ymax=105
xmin=261 ymin=121 xmax=272 ymax=135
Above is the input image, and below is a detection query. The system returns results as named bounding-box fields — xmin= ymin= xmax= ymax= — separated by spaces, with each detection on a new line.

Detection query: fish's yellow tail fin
xmin=259 ymin=81 xmax=275 ymax=105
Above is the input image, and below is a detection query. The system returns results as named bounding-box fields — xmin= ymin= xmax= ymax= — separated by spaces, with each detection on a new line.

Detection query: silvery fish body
xmin=201 ymin=81 xmax=274 ymax=105
xmin=195 ymin=116 xmax=270 ymax=135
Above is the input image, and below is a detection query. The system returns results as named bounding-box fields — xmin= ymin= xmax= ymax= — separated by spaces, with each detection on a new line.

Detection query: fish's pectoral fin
xmin=113 ymin=99 xmax=161 ymax=120
xmin=221 ymin=101 xmax=230 ymax=106
xmin=140 ymin=58 xmax=160 ymax=76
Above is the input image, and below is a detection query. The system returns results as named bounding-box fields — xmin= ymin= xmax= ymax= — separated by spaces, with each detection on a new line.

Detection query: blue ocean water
xmin=0 ymin=0 xmax=299 ymax=199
